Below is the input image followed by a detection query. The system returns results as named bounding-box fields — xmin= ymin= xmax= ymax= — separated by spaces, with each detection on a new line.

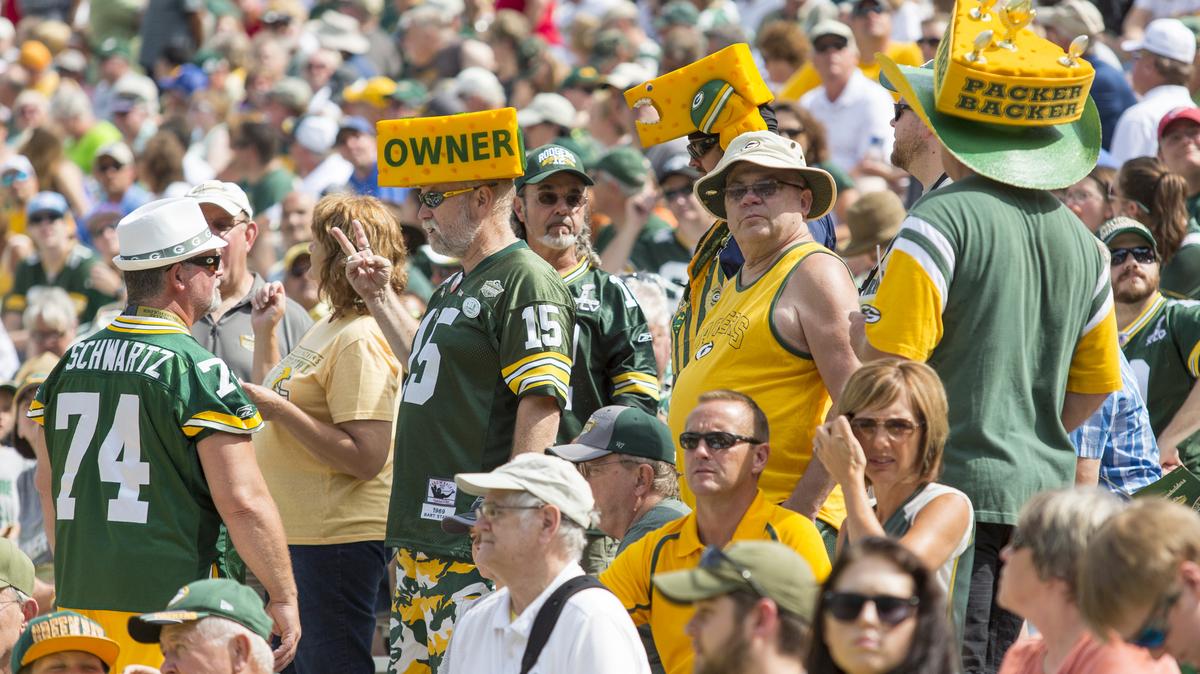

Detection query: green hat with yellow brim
xmin=12 ymin=611 xmax=120 ymax=673
xmin=376 ymin=108 xmax=526 ymax=188
xmin=877 ymin=1 xmax=1101 ymax=190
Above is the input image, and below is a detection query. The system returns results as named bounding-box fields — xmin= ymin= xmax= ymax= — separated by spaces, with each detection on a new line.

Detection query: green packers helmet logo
xmin=690 ymin=80 xmax=737 ymax=134
xmin=168 ymin=586 xmax=190 ymax=607
xmin=581 ymin=418 xmax=597 ymax=435
xmin=695 ymin=342 xmax=714 ymax=360
xmin=691 ymin=91 xmax=705 ymax=110
xmin=861 ymin=304 xmax=881 ymax=324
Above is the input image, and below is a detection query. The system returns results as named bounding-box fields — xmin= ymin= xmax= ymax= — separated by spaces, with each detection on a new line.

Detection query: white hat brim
xmin=112 ymin=237 xmax=228 ymax=272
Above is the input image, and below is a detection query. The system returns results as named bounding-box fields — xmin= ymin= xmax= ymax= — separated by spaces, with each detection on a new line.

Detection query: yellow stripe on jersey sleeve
xmin=612 ymin=371 xmax=661 ymax=400
xmin=501 ymin=352 xmax=572 ymax=398
xmin=863 ymin=248 xmax=944 ymax=362
xmin=1068 ymin=303 xmax=1122 ymax=394
xmin=1187 ymin=337 xmax=1200 ymax=379
xmin=27 ymin=399 xmax=43 ymax=425
xmin=182 ymin=410 xmax=264 ymax=436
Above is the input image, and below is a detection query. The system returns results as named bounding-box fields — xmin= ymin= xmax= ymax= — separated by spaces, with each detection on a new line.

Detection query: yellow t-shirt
xmin=779 ymin=41 xmax=923 ymax=101
xmin=255 ymin=313 xmax=400 ymax=544
xmin=668 ymin=242 xmax=846 ymax=527
xmin=599 ymin=490 xmax=831 ymax=674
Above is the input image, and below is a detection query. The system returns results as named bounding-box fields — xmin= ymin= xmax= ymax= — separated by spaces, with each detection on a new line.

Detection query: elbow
xmin=348 ymin=447 xmax=390 ymax=482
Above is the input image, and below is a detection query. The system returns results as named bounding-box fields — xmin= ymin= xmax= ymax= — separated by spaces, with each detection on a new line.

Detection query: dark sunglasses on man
xmin=1109 ymin=246 xmax=1156 ymax=266
xmin=813 ymin=37 xmax=850 ymax=53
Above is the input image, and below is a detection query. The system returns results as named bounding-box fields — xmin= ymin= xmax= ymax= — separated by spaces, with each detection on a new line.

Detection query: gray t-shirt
xmin=191 ymin=275 xmax=314 ymax=382
xmin=618 ymin=498 xmax=690 ymax=554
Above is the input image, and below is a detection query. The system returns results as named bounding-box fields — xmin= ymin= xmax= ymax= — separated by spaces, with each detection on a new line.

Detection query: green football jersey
xmin=30 ymin=308 xmax=262 ymax=613
xmin=627 ymin=228 xmax=691 ymax=305
xmin=4 ymin=244 xmax=119 ymax=323
xmin=1120 ymin=293 xmax=1200 ymax=469
xmin=1162 ymin=218 xmax=1200 ymax=300
xmin=387 ymin=242 xmax=575 ymax=559
xmin=557 ymin=259 xmax=659 ymax=442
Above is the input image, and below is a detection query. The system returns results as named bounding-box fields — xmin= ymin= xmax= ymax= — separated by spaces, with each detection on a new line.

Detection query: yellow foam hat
xmin=623 ymin=44 xmax=773 ymax=149
xmin=932 ymin=0 xmax=1094 ymax=126
xmin=377 ymin=108 xmax=526 ymax=187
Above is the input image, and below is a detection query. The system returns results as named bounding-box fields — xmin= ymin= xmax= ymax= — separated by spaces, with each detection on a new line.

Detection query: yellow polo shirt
xmin=778 ymin=41 xmax=923 ymax=101
xmin=599 ymin=490 xmax=831 ymax=674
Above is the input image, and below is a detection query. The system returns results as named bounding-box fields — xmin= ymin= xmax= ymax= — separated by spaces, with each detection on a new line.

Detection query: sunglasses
xmin=95 ymin=162 xmax=123 ymax=174
xmin=182 ymin=253 xmax=222 ymax=273
xmin=28 ymin=211 xmax=62 ymax=226
xmin=916 ymin=37 xmax=941 ymax=47
xmin=852 ymin=3 xmax=887 ymax=15
xmin=699 ymin=546 xmax=770 ymax=598
xmin=893 ymin=102 xmax=912 ymax=122
xmin=679 ymin=431 xmax=762 ymax=451
xmin=534 ymin=191 xmax=586 ymax=208
xmin=778 ymin=126 xmax=806 ymax=140
xmin=419 ymin=183 xmax=497 ymax=209
xmin=687 ymin=135 xmax=720 ymax=161
xmin=1109 ymin=246 xmax=1156 ymax=266
xmin=1 ymin=170 xmax=29 ymax=186
xmin=846 ymin=414 xmax=924 ymax=439
xmin=724 ymin=179 xmax=807 ymax=202
xmin=824 ymin=591 xmax=920 ymax=626
xmin=814 ymin=38 xmax=850 ymax=53
xmin=663 ymin=185 xmax=695 ymax=201
xmin=1128 ymin=591 xmax=1179 ymax=649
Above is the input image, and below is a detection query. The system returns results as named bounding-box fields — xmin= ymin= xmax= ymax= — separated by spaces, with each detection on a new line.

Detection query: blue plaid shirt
xmin=1071 ymin=350 xmax=1161 ymax=496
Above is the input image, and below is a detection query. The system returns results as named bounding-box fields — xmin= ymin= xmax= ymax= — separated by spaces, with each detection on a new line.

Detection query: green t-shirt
xmin=387 ymin=242 xmax=575 ymax=559
xmin=31 ymin=308 xmax=263 ymax=612
xmin=1162 ymin=214 xmax=1200 ymax=300
xmin=65 ymin=121 xmax=123 ymax=173
xmin=240 ymin=168 xmax=295 ymax=215
xmin=626 ymin=227 xmax=692 ymax=305
xmin=4 ymin=244 xmax=119 ymax=323
xmin=1121 ymin=293 xmax=1200 ymax=470
xmin=594 ymin=213 xmax=673 ymax=256
xmin=557 ymin=259 xmax=659 ymax=442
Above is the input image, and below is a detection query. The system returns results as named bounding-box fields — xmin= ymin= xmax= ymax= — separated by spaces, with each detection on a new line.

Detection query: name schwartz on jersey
xmin=62 ymin=338 xmax=176 ymax=379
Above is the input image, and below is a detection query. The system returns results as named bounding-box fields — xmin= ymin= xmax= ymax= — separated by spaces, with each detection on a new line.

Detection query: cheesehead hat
xmin=376 ymin=108 xmax=526 ymax=188
xmin=623 ymin=44 xmax=773 ymax=150
xmin=877 ymin=0 xmax=1101 ymax=189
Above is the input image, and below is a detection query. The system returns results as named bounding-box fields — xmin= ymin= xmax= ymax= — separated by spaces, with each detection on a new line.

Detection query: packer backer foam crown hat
xmin=113 ymin=197 xmax=228 ymax=271
xmin=623 ymin=43 xmax=773 ymax=150
xmin=376 ymin=108 xmax=526 ymax=188
xmin=12 ymin=611 xmax=120 ymax=673
xmin=877 ymin=0 xmax=1101 ymax=189
xmin=695 ymin=130 xmax=837 ymax=220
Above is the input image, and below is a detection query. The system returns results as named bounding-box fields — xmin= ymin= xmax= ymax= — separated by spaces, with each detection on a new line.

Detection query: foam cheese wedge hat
xmin=623 ymin=43 xmax=773 ymax=149
xmin=376 ymin=108 xmax=526 ymax=188
xmin=878 ymin=0 xmax=1101 ymax=190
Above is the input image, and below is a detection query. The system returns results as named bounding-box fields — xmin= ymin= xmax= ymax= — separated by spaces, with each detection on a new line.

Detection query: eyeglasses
xmin=475 ymin=501 xmax=544 ymax=521
xmin=0 ymin=170 xmax=28 ymax=186
xmin=679 ymin=431 xmax=762 ymax=451
xmin=182 ymin=253 xmax=222 ymax=273
xmin=814 ymin=38 xmax=850 ymax=53
xmin=578 ymin=458 xmax=632 ymax=479
xmin=846 ymin=414 xmax=924 ymax=440
xmin=535 ymin=191 xmax=586 ymax=208
xmin=419 ymin=183 xmax=497 ymax=209
xmin=1128 ymin=590 xmax=1179 ymax=649
xmin=824 ymin=592 xmax=920 ymax=626
xmin=27 ymin=212 xmax=61 ymax=226
xmin=663 ymin=185 xmax=695 ymax=201
xmin=724 ymin=179 xmax=808 ymax=202
xmin=916 ymin=37 xmax=941 ymax=47
xmin=778 ymin=126 xmax=806 ymax=140
xmin=699 ymin=546 xmax=770 ymax=598
xmin=213 ymin=218 xmax=251 ymax=237
xmin=95 ymin=162 xmax=123 ymax=174
xmin=1109 ymin=246 xmax=1156 ymax=266
xmin=852 ymin=3 xmax=887 ymax=16
xmin=687 ymin=135 xmax=720 ymax=161
xmin=893 ymin=102 xmax=912 ymax=122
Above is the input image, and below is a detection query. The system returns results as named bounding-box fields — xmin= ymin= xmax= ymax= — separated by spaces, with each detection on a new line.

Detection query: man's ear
xmin=229 ymin=632 xmax=252 ymax=670
xmin=634 ymin=462 xmax=654 ymax=495
xmin=245 ymin=217 xmax=260 ymax=248
xmin=513 ymin=192 xmax=526 ymax=224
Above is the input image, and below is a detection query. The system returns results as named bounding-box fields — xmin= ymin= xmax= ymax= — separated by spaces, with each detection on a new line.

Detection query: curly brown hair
xmin=311 ymin=194 xmax=409 ymax=316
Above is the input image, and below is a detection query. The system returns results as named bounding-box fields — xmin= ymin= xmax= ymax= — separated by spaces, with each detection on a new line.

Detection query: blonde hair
xmin=834 ymin=359 xmax=949 ymax=482
xmin=311 ymin=194 xmax=408 ymax=316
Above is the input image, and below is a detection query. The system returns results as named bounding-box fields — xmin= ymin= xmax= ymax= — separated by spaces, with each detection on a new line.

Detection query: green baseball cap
xmin=12 ymin=611 xmax=120 ymax=673
xmin=516 ymin=144 xmax=594 ymax=191
xmin=1098 ymin=216 xmax=1159 ymax=253
xmin=0 ymin=539 xmax=34 ymax=598
xmin=548 ymin=405 xmax=675 ymax=464
xmin=94 ymin=37 xmax=133 ymax=61
xmin=390 ymin=79 xmax=430 ymax=107
xmin=652 ymin=541 xmax=819 ymax=619
xmin=128 ymin=579 xmax=273 ymax=644
xmin=655 ymin=1 xmax=700 ymax=29
xmin=593 ymin=146 xmax=649 ymax=189
xmin=563 ymin=66 xmax=602 ymax=90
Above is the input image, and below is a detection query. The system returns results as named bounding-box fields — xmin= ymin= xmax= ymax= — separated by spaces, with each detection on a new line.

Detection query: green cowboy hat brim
xmin=877 ymin=54 xmax=1101 ymax=190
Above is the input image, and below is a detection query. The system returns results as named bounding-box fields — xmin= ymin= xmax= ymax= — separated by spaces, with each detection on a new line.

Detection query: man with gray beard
xmin=512 ymin=144 xmax=661 ymax=441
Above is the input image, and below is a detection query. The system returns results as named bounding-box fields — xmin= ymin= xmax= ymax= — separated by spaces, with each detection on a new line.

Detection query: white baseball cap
xmin=186 ymin=180 xmax=254 ymax=218
xmin=294 ymin=115 xmax=340 ymax=154
xmin=1122 ymin=18 xmax=1197 ymax=64
xmin=517 ymin=93 xmax=576 ymax=130
xmin=113 ymin=198 xmax=227 ymax=271
xmin=455 ymin=454 xmax=596 ymax=528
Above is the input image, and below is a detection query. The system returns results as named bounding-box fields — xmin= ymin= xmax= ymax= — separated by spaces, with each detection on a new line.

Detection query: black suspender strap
xmin=519 ymin=575 xmax=609 ymax=674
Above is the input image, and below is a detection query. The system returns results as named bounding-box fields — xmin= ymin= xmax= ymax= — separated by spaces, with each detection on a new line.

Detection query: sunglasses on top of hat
xmin=699 ymin=545 xmax=769 ymax=598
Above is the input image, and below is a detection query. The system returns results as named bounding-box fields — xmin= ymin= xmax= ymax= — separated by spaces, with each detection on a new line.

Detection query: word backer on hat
xmin=935 ymin=0 xmax=1094 ymax=125
xmin=377 ymin=108 xmax=526 ymax=187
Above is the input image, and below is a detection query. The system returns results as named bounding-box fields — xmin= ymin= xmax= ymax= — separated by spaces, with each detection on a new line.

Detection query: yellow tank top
xmin=668 ymin=241 xmax=845 ymax=527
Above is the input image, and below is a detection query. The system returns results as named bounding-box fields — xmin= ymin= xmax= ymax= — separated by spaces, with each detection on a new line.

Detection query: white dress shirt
xmin=1110 ymin=85 xmax=1196 ymax=166
xmin=443 ymin=562 xmax=650 ymax=674
xmin=801 ymin=69 xmax=896 ymax=175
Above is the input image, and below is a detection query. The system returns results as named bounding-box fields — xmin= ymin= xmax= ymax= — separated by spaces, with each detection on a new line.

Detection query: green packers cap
xmin=563 ymin=66 xmax=602 ymax=90
xmin=652 ymin=541 xmax=819 ymax=619
xmin=1098 ymin=216 xmax=1159 ymax=253
xmin=391 ymin=79 xmax=430 ymax=107
xmin=593 ymin=146 xmax=649 ymax=189
xmin=548 ymin=405 xmax=675 ymax=464
xmin=0 ymin=539 xmax=33 ymax=597
xmin=516 ymin=144 xmax=594 ymax=191
xmin=128 ymin=579 xmax=273 ymax=643
xmin=12 ymin=611 xmax=120 ymax=673
xmin=656 ymin=0 xmax=700 ymax=29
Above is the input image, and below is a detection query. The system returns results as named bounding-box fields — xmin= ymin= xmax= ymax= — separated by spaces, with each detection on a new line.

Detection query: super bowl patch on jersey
xmin=463 ymin=297 xmax=481 ymax=318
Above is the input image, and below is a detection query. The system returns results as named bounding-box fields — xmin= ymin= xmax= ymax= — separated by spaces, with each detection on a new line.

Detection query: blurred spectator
xmin=917 ymin=14 xmax=947 ymax=62
xmin=757 ymin=22 xmax=810 ymax=92
xmin=244 ymin=195 xmax=400 ymax=674
xmin=1003 ymin=489 xmax=1174 ymax=674
xmin=279 ymin=191 xmax=316 ymax=250
xmin=341 ymin=76 xmax=396 ymax=124
xmin=1038 ymin=0 xmax=1136 ymax=151
xmin=10 ymin=90 xmax=48 ymax=146
xmin=621 ymin=275 xmax=672 ymax=389
xmin=756 ymin=0 xmax=839 ymax=37
xmin=138 ymin=0 xmax=206 ymax=76
xmin=334 ymin=117 xmax=408 ymax=204
xmin=592 ymin=146 xmax=671 ymax=274
xmin=806 ymin=537 xmax=962 ymax=674
xmin=280 ymin=243 xmax=323 ymax=319
xmin=20 ymin=127 xmax=89 ymax=219
xmin=399 ymin=6 xmax=473 ymax=85
xmin=517 ymin=93 xmax=577 ymax=150
xmin=800 ymin=22 xmax=895 ymax=179
xmin=83 ymin=207 xmax=123 ymax=281
xmin=0 ymin=155 xmax=39 ymax=236
xmin=138 ymin=132 xmax=190 ymax=200
xmin=561 ymin=65 xmax=601 ymax=115
xmin=90 ymin=142 xmax=151 ymax=215
xmin=1156 ymin=108 xmax=1200 ymax=297
xmin=487 ymin=10 xmax=532 ymax=89
xmin=157 ymin=63 xmax=210 ymax=119
xmin=1110 ymin=18 xmax=1196 ymax=166
xmin=228 ymin=122 xmax=297 ymax=215
xmin=455 ymin=67 xmax=508 ymax=113
xmin=1112 ymin=157 xmax=1197 ymax=298
xmin=838 ymin=190 xmax=904 ymax=280
xmin=290 ymin=116 xmax=353 ymax=198
xmin=774 ymin=102 xmax=861 ymax=222
xmin=657 ymin=27 xmax=707 ymax=76
xmin=338 ymin=0 xmax=403 ymax=78
xmin=816 ymin=359 xmax=974 ymax=640
xmin=50 ymin=88 xmax=124 ymax=174
xmin=300 ymin=48 xmax=345 ymax=115
xmin=12 ymin=355 xmax=56 ymax=582
xmin=385 ymin=80 xmax=431 ymax=120
xmin=309 ymin=11 xmax=377 ymax=79
xmin=496 ymin=0 xmax=562 ymax=46
xmin=265 ymin=77 xmax=313 ymax=130
xmin=18 ymin=41 xmax=57 ymax=99
xmin=21 ymin=287 xmax=77 ymax=360
xmin=91 ymin=38 xmax=137 ymax=122
xmin=1054 ymin=166 xmax=1116 ymax=234
xmin=111 ymin=89 xmax=159 ymax=154
xmin=184 ymin=89 xmax=235 ymax=180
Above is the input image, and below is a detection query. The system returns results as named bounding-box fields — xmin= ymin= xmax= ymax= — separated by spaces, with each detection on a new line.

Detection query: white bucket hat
xmin=186 ymin=180 xmax=254 ymax=218
xmin=694 ymin=130 xmax=837 ymax=221
xmin=113 ymin=198 xmax=227 ymax=272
